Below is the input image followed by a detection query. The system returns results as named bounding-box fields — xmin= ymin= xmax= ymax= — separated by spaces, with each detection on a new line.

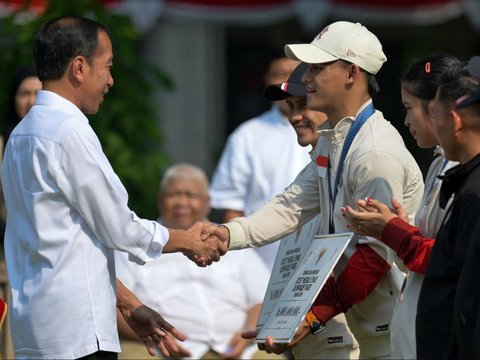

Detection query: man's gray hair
xmin=159 ymin=163 xmax=209 ymax=194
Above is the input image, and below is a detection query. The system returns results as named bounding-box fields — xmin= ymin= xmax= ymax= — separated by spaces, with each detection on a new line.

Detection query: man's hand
xmin=180 ymin=222 xmax=229 ymax=266
xmin=220 ymin=331 xmax=252 ymax=359
xmin=195 ymin=221 xmax=231 ymax=244
xmin=165 ymin=223 xmax=228 ymax=267
xmin=123 ymin=305 xmax=186 ymax=357
xmin=241 ymin=320 xmax=310 ymax=355
xmin=159 ymin=334 xmax=192 ymax=358
xmin=340 ymin=197 xmax=405 ymax=239
xmin=116 ymin=279 xmax=186 ymax=357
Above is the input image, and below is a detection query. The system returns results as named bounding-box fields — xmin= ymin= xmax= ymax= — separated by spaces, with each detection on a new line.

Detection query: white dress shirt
xmin=116 ymin=247 xmax=269 ymax=359
xmin=2 ymin=90 xmax=169 ymax=359
xmin=209 ymin=106 xmax=311 ymax=269
xmin=390 ymin=148 xmax=457 ymax=359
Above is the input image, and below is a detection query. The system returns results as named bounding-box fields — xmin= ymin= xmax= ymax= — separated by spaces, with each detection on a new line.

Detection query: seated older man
xmin=115 ymin=163 xmax=277 ymax=360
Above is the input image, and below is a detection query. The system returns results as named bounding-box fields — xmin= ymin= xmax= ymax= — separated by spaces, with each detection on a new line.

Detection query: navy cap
xmin=264 ymin=63 xmax=308 ymax=101
xmin=456 ymin=56 xmax=480 ymax=109
xmin=468 ymin=55 xmax=480 ymax=78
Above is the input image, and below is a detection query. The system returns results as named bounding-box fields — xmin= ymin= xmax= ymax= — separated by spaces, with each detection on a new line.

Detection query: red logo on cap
xmin=315 ymin=26 xmax=329 ymax=40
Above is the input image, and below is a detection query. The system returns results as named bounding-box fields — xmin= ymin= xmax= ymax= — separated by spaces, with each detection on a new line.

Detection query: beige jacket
xmin=226 ymin=100 xmax=424 ymax=358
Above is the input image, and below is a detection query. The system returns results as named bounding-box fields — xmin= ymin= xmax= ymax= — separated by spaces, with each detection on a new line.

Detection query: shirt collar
xmin=319 ymin=98 xmax=374 ymax=134
xmin=434 ymin=145 xmax=444 ymax=157
xmin=35 ymin=90 xmax=89 ymax=124
xmin=439 ymin=153 xmax=480 ymax=208
xmin=271 ymin=104 xmax=290 ymax=126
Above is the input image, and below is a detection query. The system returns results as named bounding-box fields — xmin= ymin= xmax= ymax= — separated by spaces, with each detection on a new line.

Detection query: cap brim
xmin=264 ymin=83 xmax=307 ymax=101
xmin=285 ymin=43 xmax=338 ymax=64
xmin=456 ymin=91 xmax=480 ymax=109
xmin=467 ymin=56 xmax=480 ymax=79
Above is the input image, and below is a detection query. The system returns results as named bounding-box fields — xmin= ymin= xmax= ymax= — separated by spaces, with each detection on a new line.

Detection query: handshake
xmin=166 ymin=222 xmax=232 ymax=267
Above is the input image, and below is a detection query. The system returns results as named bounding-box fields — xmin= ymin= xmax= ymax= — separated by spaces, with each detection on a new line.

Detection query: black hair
xmin=339 ymin=60 xmax=380 ymax=96
xmin=3 ymin=64 xmax=37 ymax=148
xmin=401 ymin=54 xmax=459 ymax=114
xmin=366 ymin=72 xmax=380 ymax=97
xmin=33 ymin=15 xmax=110 ymax=81
xmin=438 ymin=60 xmax=480 ymax=118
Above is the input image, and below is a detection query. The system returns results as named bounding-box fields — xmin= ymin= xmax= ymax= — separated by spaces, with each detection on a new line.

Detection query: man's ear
xmin=347 ymin=64 xmax=361 ymax=83
xmin=427 ymin=100 xmax=435 ymax=117
xmin=450 ymin=109 xmax=464 ymax=135
xmin=71 ymin=55 xmax=87 ymax=82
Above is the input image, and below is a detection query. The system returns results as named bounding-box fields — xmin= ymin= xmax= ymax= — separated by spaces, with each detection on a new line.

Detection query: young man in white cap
xmin=264 ymin=63 xmax=360 ymax=359
xmin=199 ymin=21 xmax=424 ymax=359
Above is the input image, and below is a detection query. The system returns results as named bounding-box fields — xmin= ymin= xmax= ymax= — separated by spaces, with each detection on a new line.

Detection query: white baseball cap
xmin=285 ymin=21 xmax=387 ymax=75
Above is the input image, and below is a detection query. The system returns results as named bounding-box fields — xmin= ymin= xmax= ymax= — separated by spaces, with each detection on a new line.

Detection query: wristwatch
xmin=305 ymin=310 xmax=326 ymax=335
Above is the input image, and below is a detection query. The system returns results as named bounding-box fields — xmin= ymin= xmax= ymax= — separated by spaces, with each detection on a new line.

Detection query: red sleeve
xmin=381 ymin=217 xmax=435 ymax=273
xmin=311 ymin=243 xmax=390 ymax=323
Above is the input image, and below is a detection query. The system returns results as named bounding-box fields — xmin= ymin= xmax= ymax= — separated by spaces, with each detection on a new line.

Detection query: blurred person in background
xmin=2 ymin=64 xmax=41 ymax=151
xmin=0 ymin=65 xmax=41 ymax=243
xmin=0 ymin=63 xmax=41 ymax=360
xmin=116 ymin=163 xmax=279 ymax=360
xmin=209 ymin=51 xmax=310 ymax=271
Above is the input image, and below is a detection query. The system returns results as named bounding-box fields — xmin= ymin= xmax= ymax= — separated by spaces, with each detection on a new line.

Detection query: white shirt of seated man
xmin=116 ymin=163 xmax=271 ymax=359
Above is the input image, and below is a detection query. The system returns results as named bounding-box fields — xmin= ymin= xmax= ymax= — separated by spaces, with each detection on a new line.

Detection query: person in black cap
xmin=264 ymin=63 xmax=327 ymax=150
xmin=263 ymin=63 xmax=360 ymax=359
xmin=209 ymin=53 xmax=309 ymax=271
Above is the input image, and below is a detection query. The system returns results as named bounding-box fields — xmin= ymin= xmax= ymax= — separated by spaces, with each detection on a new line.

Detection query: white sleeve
xmin=56 ymin=125 xmax=168 ymax=264
xmin=239 ymin=248 xmax=270 ymax=307
xmin=209 ymin=129 xmax=251 ymax=211
xmin=114 ymin=250 xmax=138 ymax=290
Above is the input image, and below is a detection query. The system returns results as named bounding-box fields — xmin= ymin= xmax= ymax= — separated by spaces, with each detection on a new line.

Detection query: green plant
xmin=0 ymin=0 xmax=172 ymax=218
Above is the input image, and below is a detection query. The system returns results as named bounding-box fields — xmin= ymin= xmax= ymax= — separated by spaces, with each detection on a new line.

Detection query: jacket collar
xmin=439 ymin=153 xmax=480 ymax=208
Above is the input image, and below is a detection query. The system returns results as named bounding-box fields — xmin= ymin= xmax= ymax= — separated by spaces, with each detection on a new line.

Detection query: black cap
xmin=468 ymin=55 xmax=480 ymax=78
xmin=457 ymin=56 xmax=480 ymax=109
xmin=264 ymin=63 xmax=308 ymax=101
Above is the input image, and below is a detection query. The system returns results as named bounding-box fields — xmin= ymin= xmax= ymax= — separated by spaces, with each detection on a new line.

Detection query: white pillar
xmin=142 ymin=17 xmax=226 ymax=175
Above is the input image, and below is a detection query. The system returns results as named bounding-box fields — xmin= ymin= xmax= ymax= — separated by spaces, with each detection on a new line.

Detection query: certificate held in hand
xmin=256 ymin=225 xmax=353 ymax=343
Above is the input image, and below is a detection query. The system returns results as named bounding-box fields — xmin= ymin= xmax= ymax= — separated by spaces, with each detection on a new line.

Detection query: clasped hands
xmin=183 ymin=221 xmax=231 ymax=267
xmin=341 ymin=197 xmax=409 ymax=238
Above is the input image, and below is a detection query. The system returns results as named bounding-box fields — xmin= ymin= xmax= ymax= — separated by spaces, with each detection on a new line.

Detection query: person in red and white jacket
xmin=341 ymin=53 xmax=459 ymax=359
xmin=343 ymin=56 xmax=480 ymax=359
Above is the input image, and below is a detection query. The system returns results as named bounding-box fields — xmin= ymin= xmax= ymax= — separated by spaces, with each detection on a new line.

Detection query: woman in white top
xmin=342 ymin=53 xmax=459 ymax=359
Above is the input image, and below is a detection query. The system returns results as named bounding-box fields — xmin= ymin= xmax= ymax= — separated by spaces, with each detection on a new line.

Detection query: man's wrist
xmin=218 ymin=224 xmax=231 ymax=246
xmin=305 ymin=310 xmax=326 ymax=335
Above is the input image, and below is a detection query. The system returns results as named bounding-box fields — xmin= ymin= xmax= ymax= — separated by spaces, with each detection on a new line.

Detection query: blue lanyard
xmin=327 ymin=103 xmax=375 ymax=233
